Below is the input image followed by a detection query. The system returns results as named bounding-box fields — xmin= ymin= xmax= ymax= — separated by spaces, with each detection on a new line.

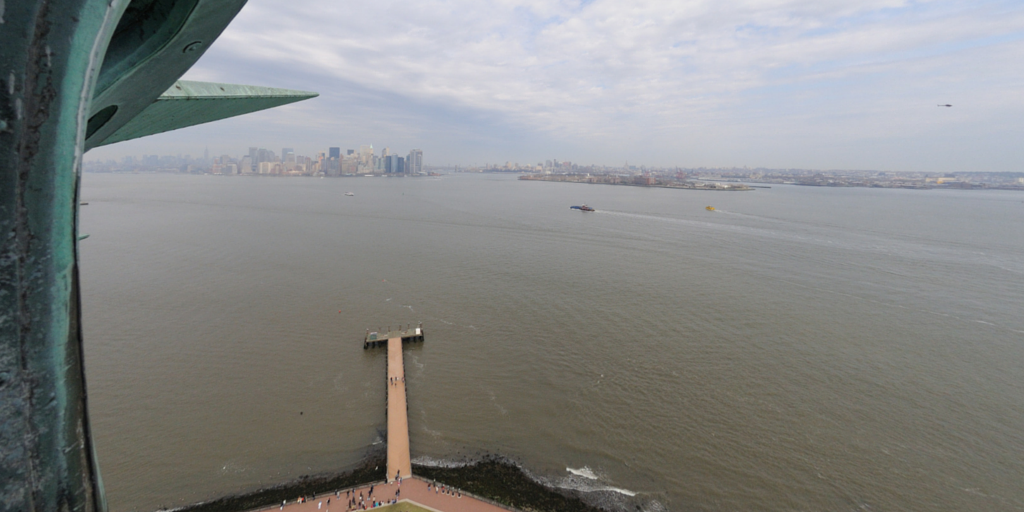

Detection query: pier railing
xmin=364 ymin=323 xmax=425 ymax=349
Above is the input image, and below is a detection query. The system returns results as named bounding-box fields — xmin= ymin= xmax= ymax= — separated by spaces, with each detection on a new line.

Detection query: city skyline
xmin=85 ymin=144 xmax=427 ymax=176
xmin=83 ymin=143 xmax=1024 ymax=188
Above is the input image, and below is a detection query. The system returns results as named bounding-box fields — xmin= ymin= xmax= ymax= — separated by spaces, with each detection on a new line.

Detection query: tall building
xmin=326 ymin=148 xmax=341 ymax=177
xmin=342 ymin=157 xmax=357 ymax=174
xmin=282 ymin=148 xmax=295 ymax=163
xmin=256 ymin=148 xmax=270 ymax=168
xmin=327 ymin=158 xmax=340 ymax=176
xmin=406 ymin=149 xmax=423 ymax=174
xmin=359 ymin=145 xmax=373 ymax=165
xmin=248 ymin=147 xmax=258 ymax=172
xmin=239 ymin=156 xmax=252 ymax=174
xmin=358 ymin=145 xmax=374 ymax=173
xmin=346 ymin=149 xmax=354 ymax=156
xmin=385 ymin=155 xmax=406 ymax=173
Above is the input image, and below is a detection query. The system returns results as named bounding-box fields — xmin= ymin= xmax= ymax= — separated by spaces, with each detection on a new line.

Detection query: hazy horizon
xmin=85 ymin=0 xmax=1024 ymax=173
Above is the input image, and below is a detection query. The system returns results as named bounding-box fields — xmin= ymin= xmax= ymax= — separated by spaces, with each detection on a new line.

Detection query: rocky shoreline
xmin=413 ymin=456 xmax=604 ymax=512
xmin=167 ymin=454 xmax=603 ymax=512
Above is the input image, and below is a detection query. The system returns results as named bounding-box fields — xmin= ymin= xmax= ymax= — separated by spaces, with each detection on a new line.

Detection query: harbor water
xmin=79 ymin=173 xmax=1024 ymax=511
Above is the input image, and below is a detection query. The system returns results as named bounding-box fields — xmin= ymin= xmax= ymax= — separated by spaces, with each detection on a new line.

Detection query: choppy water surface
xmin=80 ymin=173 xmax=1024 ymax=511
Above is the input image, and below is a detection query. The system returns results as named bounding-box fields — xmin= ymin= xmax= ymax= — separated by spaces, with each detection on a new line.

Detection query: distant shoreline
xmin=519 ymin=173 xmax=1024 ymax=192
xmin=519 ymin=174 xmax=753 ymax=191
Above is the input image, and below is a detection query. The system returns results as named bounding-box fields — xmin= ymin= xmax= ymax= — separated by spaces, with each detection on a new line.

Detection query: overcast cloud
xmin=88 ymin=0 xmax=1024 ymax=171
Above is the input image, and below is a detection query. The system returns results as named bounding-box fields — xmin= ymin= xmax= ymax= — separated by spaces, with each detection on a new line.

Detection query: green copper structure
xmin=0 ymin=1 xmax=316 ymax=510
xmin=94 ymin=80 xmax=317 ymax=147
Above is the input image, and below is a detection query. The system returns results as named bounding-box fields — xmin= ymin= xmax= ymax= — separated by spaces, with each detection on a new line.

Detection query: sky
xmin=87 ymin=0 xmax=1024 ymax=172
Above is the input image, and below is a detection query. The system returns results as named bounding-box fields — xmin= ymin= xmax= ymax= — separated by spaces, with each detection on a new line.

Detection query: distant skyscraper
xmin=326 ymin=148 xmax=341 ymax=177
xmin=406 ymin=149 xmax=423 ymax=174
xmin=346 ymin=149 xmax=354 ymax=156
xmin=384 ymin=155 xmax=406 ymax=173
xmin=282 ymin=148 xmax=295 ymax=163
xmin=359 ymin=145 xmax=373 ymax=169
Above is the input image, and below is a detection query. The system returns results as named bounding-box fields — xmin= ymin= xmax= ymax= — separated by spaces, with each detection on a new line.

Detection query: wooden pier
xmin=364 ymin=323 xmax=424 ymax=349
xmin=385 ymin=335 xmax=412 ymax=482
xmin=363 ymin=324 xmax=424 ymax=482
xmin=265 ymin=322 xmax=530 ymax=511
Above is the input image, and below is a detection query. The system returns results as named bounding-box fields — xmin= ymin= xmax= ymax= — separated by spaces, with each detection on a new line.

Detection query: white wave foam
xmin=410 ymin=456 xmax=471 ymax=468
xmin=567 ymin=466 xmax=599 ymax=479
xmin=567 ymin=482 xmax=637 ymax=497
xmin=558 ymin=467 xmax=637 ymax=496
xmin=598 ymin=486 xmax=637 ymax=497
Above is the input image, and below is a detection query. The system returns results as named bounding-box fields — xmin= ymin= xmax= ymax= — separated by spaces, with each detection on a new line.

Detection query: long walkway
xmin=386 ymin=337 xmax=412 ymax=481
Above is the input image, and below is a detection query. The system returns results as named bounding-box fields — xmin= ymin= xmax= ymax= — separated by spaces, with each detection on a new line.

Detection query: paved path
xmin=386 ymin=337 xmax=412 ymax=481
xmin=265 ymin=477 xmax=514 ymax=512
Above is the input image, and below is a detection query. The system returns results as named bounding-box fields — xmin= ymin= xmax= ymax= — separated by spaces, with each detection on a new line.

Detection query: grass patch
xmin=372 ymin=502 xmax=436 ymax=512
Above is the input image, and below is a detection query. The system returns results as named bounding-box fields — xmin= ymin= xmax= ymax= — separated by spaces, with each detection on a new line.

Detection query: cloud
xmin=87 ymin=0 xmax=1024 ymax=171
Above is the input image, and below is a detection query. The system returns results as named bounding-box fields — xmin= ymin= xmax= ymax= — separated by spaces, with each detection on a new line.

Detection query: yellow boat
xmin=706 ymin=206 xmax=715 ymax=211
